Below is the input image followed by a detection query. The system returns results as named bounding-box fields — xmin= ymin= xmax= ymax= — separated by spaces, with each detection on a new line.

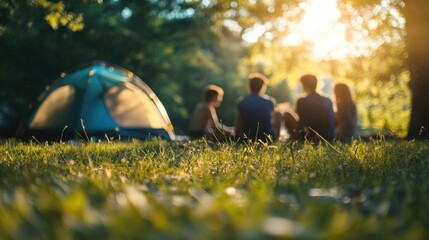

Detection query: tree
xmin=402 ymin=1 xmax=429 ymax=139
xmin=345 ymin=0 xmax=429 ymax=138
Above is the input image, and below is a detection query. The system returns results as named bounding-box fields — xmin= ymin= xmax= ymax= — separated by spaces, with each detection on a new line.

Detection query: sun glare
xmin=240 ymin=0 xmax=350 ymax=60
xmin=284 ymin=0 xmax=348 ymax=60
xmin=235 ymin=0 xmax=406 ymax=60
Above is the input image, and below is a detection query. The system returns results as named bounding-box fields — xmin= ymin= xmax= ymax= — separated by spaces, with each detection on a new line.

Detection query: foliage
xmin=0 ymin=0 xmax=420 ymax=137
xmin=35 ymin=0 xmax=84 ymax=31
xmin=242 ymin=0 xmax=411 ymax=136
xmin=336 ymin=0 xmax=410 ymax=137
xmin=343 ymin=0 xmax=429 ymax=139
xmin=0 ymin=0 xmax=249 ymax=134
xmin=0 ymin=139 xmax=428 ymax=238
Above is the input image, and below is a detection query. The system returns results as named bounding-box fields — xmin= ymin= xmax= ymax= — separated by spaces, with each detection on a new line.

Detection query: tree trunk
xmin=404 ymin=1 xmax=429 ymax=139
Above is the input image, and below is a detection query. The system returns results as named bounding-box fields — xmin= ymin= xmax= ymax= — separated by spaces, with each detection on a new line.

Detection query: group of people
xmin=187 ymin=73 xmax=357 ymax=142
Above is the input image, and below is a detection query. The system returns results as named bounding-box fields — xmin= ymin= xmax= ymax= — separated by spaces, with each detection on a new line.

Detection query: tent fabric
xmin=30 ymin=85 xmax=76 ymax=129
xmin=20 ymin=62 xmax=175 ymax=141
xmin=104 ymin=82 xmax=167 ymax=128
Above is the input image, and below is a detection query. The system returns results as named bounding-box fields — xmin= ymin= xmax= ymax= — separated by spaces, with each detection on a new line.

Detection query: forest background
xmin=0 ymin=0 xmax=413 ymax=137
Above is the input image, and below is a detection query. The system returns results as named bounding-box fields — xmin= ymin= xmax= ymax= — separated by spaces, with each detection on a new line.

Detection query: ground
xmin=0 ymin=138 xmax=428 ymax=239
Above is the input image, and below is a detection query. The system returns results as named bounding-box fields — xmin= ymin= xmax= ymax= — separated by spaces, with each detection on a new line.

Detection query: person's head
xmin=248 ymin=72 xmax=268 ymax=94
xmin=300 ymin=74 xmax=318 ymax=93
xmin=203 ymin=84 xmax=224 ymax=107
xmin=334 ymin=83 xmax=354 ymax=105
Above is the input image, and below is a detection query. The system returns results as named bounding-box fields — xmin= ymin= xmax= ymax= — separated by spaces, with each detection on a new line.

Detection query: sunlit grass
xmin=0 ymin=138 xmax=428 ymax=239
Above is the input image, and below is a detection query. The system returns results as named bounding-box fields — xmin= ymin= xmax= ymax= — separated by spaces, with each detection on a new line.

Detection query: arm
xmin=295 ymin=98 xmax=305 ymax=130
xmin=209 ymin=106 xmax=234 ymax=134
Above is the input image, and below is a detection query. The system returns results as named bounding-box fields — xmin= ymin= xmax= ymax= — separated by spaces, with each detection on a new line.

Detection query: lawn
xmin=0 ymin=138 xmax=428 ymax=239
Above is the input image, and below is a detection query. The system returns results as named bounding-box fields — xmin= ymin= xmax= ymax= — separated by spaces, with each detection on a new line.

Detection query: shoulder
xmin=261 ymin=94 xmax=276 ymax=104
xmin=296 ymin=93 xmax=308 ymax=102
xmin=320 ymin=96 xmax=334 ymax=112
xmin=296 ymin=95 xmax=307 ymax=105
xmin=321 ymin=95 xmax=333 ymax=105
xmin=322 ymin=95 xmax=332 ymax=102
xmin=236 ymin=96 xmax=246 ymax=105
xmin=261 ymin=94 xmax=275 ymax=101
xmin=296 ymin=96 xmax=305 ymax=103
xmin=194 ymin=102 xmax=211 ymax=113
xmin=196 ymin=102 xmax=210 ymax=109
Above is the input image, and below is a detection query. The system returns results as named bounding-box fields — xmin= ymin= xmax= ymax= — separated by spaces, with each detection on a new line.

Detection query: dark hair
xmin=203 ymin=84 xmax=224 ymax=102
xmin=248 ymin=72 xmax=268 ymax=93
xmin=300 ymin=74 xmax=318 ymax=91
xmin=334 ymin=83 xmax=354 ymax=106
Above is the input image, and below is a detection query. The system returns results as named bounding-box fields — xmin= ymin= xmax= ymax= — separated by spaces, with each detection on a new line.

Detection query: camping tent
xmin=19 ymin=62 xmax=175 ymax=141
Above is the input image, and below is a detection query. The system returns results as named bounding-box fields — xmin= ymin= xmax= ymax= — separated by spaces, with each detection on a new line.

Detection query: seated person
xmin=188 ymin=85 xmax=234 ymax=139
xmin=274 ymin=103 xmax=301 ymax=141
xmin=334 ymin=83 xmax=357 ymax=139
xmin=235 ymin=73 xmax=277 ymax=142
xmin=295 ymin=74 xmax=335 ymax=141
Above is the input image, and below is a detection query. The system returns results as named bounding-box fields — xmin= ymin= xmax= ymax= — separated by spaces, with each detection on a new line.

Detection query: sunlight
xmin=241 ymin=0 xmax=351 ymax=60
xmin=283 ymin=0 xmax=348 ymax=60
xmin=239 ymin=0 xmax=406 ymax=60
xmin=242 ymin=24 xmax=266 ymax=43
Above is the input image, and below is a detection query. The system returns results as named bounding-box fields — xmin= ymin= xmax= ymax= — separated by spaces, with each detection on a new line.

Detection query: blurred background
xmin=0 ymin=0 xmax=422 ymax=137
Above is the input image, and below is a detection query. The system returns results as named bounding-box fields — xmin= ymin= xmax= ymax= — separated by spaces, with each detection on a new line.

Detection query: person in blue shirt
xmin=235 ymin=73 xmax=277 ymax=142
xmin=296 ymin=74 xmax=335 ymax=141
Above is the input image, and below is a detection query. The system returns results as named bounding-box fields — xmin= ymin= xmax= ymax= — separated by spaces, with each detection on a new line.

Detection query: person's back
xmin=335 ymin=102 xmax=357 ymax=138
xmin=334 ymin=83 xmax=357 ymax=139
xmin=235 ymin=73 xmax=276 ymax=142
xmin=188 ymin=85 xmax=234 ymax=139
xmin=188 ymin=102 xmax=215 ymax=137
xmin=237 ymin=94 xmax=276 ymax=141
xmin=296 ymin=92 xmax=335 ymax=141
xmin=296 ymin=74 xmax=335 ymax=141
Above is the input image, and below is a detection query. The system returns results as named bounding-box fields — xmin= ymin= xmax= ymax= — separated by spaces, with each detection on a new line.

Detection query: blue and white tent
xmin=19 ymin=62 xmax=175 ymax=141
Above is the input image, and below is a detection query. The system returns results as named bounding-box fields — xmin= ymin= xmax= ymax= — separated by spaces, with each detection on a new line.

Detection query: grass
xmin=0 ymin=138 xmax=428 ymax=239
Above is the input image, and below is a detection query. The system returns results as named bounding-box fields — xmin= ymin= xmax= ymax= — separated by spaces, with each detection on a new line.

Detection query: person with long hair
xmin=334 ymin=83 xmax=357 ymax=139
